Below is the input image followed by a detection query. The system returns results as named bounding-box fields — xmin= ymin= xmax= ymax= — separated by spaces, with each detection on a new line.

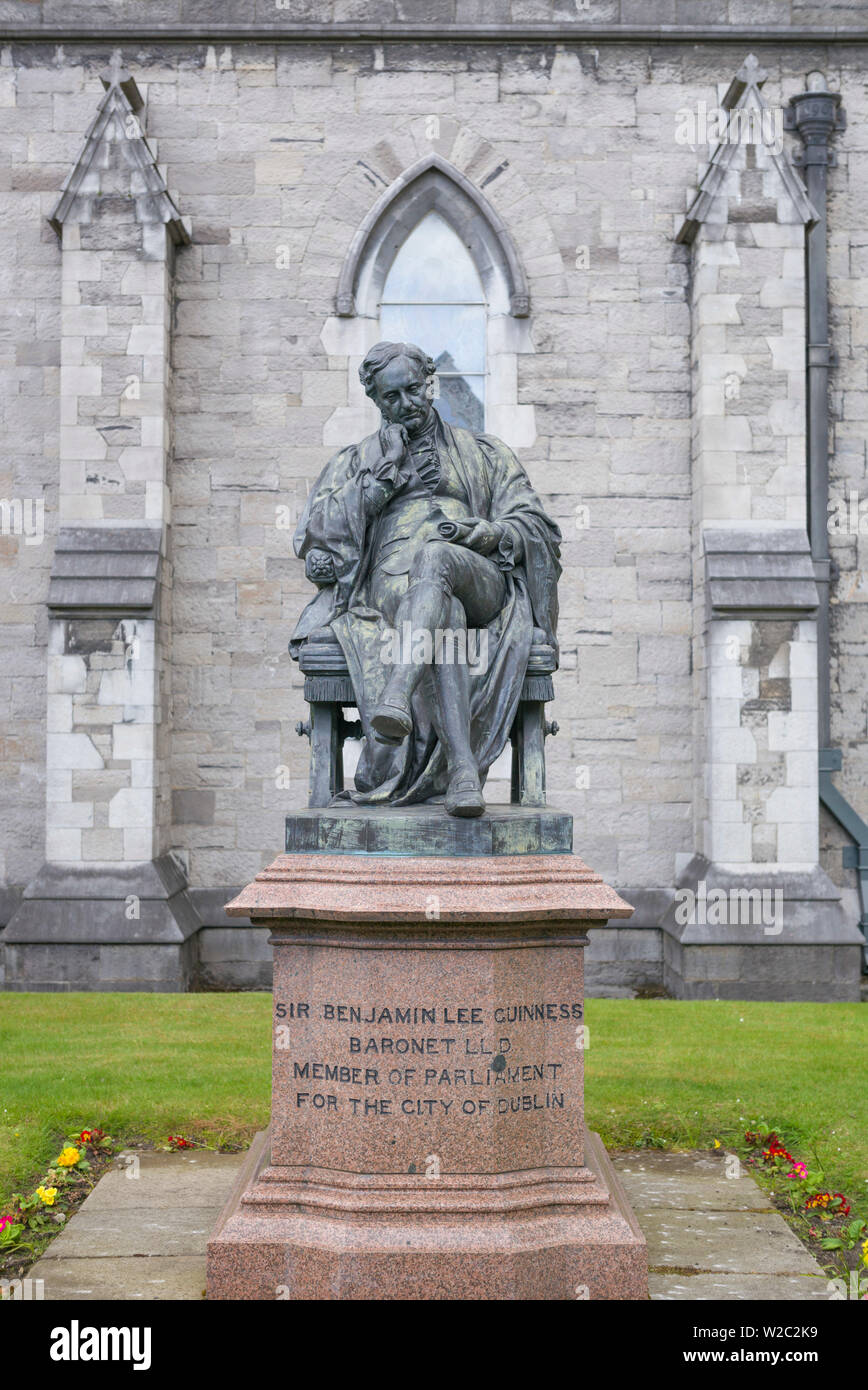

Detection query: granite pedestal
xmin=207 ymin=807 xmax=647 ymax=1300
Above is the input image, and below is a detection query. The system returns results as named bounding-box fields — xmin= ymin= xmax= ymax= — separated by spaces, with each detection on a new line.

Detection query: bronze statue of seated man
xmin=290 ymin=340 xmax=561 ymax=817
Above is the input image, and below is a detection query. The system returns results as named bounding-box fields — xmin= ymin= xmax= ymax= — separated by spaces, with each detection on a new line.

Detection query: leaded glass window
xmin=379 ymin=212 xmax=486 ymax=432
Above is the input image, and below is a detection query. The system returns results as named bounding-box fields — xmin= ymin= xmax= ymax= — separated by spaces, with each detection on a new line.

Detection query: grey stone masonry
xmin=704 ymin=528 xmax=819 ymax=618
xmin=48 ymin=525 xmax=162 ymax=615
xmin=665 ymin=52 xmax=865 ymax=998
xmin=0 ymin=17 xmax=866 ymax=995
xmin=3 ymin=855 xmax=199 ymax=992
xmin=662 ymin=855 xmax=862 ymax=1001
xmin=2 ymin=59 xmax=198 ymax=990
xmin=0 ymin=1 xmax=865 ymax=38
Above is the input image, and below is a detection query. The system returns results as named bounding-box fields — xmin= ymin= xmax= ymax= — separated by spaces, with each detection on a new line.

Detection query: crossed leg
xmin=371 ymin=540 xmax=507 ymax=816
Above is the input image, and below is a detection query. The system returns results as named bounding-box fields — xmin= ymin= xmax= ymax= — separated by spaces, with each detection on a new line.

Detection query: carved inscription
xmin=274 ymin=1000 xmax=583 ymax=1119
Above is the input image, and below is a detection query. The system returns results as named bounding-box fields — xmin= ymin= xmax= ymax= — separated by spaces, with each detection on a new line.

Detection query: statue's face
xmin=371 ymin=355 xmax=434 ymax=436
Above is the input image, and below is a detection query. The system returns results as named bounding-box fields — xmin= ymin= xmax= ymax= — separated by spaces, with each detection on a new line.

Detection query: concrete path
xmin=612 ymin=1150 xmax=830 ymax=1300
xmin=28 ymin=1150 xmax=243 ymax=1301
xmin=28 ymin=1146 xmax=829 ymax=1300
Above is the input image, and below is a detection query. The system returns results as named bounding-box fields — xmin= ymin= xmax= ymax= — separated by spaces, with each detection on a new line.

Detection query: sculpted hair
xmin=358 ymin=341 xmax=436 ymax=400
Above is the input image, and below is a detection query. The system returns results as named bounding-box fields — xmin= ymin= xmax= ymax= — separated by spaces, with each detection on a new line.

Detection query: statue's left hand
xmin=459 ymin=518 xmax=503 ymax=555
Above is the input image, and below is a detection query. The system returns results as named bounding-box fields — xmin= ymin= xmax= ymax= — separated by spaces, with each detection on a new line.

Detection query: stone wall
xmin=0 ymin=2 xmax=862 ymax=32
xmin=0 ymin=14 xmax=866 ymax=992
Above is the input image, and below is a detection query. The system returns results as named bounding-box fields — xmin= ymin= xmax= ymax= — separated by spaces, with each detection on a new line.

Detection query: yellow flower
xmin=713 ymin=1139 xmax=721 ymax=1149
xmin=862 ymin=1237 xmax=868 ymax=1267
xmin=56 ymin=1146 xmax=80 ymax=1168
xmin=36 ymin=1186 xmax=58 ymax=1206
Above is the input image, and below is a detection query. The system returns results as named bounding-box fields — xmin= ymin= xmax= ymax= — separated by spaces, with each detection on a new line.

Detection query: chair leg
xmin=510 ymin=700 xmax=546 ymax=808
xmin=308 ymin=702 xmax=343 ymax=807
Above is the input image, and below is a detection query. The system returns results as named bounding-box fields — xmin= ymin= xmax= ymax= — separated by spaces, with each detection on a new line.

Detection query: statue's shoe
xmin=370 ymin=698 xmax=413 ymax=743
xmin=445 ymin=765 xmax=485 ymax=818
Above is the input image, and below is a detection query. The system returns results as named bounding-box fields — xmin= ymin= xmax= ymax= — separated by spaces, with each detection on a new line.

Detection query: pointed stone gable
xmin=676 ymin=53 xmax=817 ymax=244
xmin=49 ymin=59 xmax=190 ymax=249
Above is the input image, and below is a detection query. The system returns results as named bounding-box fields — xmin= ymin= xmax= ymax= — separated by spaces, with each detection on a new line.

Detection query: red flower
xmin=167 ymin=1135 xmax=194 ymax=1149
xmin=805 ymin=1191 xmax=850 ymax=1216
xmin=761 ymin=1141 xmax=795 ymax=1166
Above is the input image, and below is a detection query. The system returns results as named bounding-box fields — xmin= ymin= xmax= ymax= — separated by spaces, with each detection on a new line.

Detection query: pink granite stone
xmin=207 ymin=853 xmax=647 ymax=1300
xmin=223 ymin=851 xmax=634 ymax=924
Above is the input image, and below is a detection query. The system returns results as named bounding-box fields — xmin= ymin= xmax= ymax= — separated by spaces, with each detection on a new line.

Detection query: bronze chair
xmin=292 ymin=627 xmax=558 ymax=808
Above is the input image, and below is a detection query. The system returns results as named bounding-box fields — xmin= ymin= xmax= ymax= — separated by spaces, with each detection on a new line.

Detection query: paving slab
xmin=81 ymin=1151 xmax=246 ymax=1211
xmin=27 ymin=1257 xmax=210 ymax=1302
xmin=613 ymin=1150 xmax=776 ymax=1211
xmin=29 ymin=1151 xmax=244 ymax=1301
xmin=636 ymin=1209 xmax=821 ymax=1276
xmin=648 ymin=1273 xmax=830 ymax=1301
xmin=27 ymin=1146 xmax=831 ymax=1300
xmin=36 ymin=1206 xmax=222 ymax=1260
xmin=612 ymin=1151 xmax=830 ymax=1302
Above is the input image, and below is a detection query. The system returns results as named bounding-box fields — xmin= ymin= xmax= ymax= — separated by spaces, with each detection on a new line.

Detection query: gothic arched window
xmin=379 ymin=211 xmax=486 ymax=432
xmin=327 ymin=155 xmax=535 ymax=451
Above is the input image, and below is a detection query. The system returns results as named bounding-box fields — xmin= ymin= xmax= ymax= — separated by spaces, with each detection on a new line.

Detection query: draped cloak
xmin=290 ymin=413 xmax=562 ymax=806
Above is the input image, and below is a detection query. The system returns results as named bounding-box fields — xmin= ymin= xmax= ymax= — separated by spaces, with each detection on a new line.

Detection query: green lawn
xmin=1 ymin=994 xmax=865 ymax=1214
xmin=586 ymin=999 xmax=868 ymax=1210
xmin=0 ymin=993 xmax=271 ymax=1204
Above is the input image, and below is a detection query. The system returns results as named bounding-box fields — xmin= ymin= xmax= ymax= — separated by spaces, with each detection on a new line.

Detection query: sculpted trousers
xmin=379 ymin=539 xmax=508 ymax=774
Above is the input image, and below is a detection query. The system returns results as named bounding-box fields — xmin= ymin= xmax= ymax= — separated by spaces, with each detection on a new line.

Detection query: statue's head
xmin=359 ymin=341 xmax=436 ymax=436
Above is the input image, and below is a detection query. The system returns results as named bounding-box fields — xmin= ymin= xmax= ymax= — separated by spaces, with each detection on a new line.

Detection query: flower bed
xmin=0 ymin=1126 xmax=242 ymax=1291
xmin=741 ymin=1123 xmax=868 ymax=1300
xmin=0 ymin=1128 xmax=117 ymax=1288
